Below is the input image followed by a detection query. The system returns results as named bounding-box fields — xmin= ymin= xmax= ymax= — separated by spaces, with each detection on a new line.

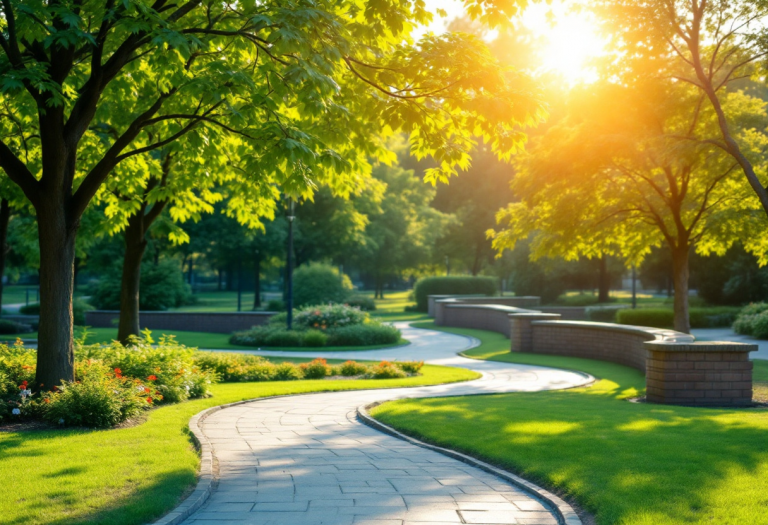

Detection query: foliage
xmin=413 ymin=276 xmax=498 ymax=311
xmin=326 ymin=324 xmax=402 ymax=346
xmin=192 ymin=352 xmax=277 ymax=383
xmin=345 ymin=295 xmax=377 ymax=311
xmin=0 ymin=319 xmax=32 ymax=334
xmin=91 ymin=260 xmax=192 ymax=311
xmin=396 ymin=361 xmax=424 ymax=374
xmin=293 ymin=263 xmax=353 ymax=308
xmin=693 ymin=245 xmax=768 ymax=306
xmin=230 ymin=321 xmax=401 ymax=348
xmin=273 ymin=363 xmax=304 ymax=381
xmin=368 ymin=361 xmax=407 ymax=379
xmin=300 ymin=358 xmax=332 ymax=379
xmin=20 ymin=299 xmax=94 ymax=325
xmin=617 ymin=307 xmax=740 ymax=329
xmin=42 ymin=363 xmax=159 ymax=428
xmin=293 ymin=303 xmax=369 ymax=330
xmin=733 ymin=303 xmax=768 ymax=339
xmin=339 ymin=360 xmax=370 ymax=376
xmin=266 ymin=299 xmax=286 ymax=312
xmin=302 ymin=330 xmax=328 ymax=347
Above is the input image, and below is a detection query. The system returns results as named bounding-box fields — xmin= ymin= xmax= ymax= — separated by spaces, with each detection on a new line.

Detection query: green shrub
xmin=0 ymin=319 xmax=33 ymax=334
xmin=293 ymin=262 xmax=353 ymax=308
xmin=413 ymin=276 xmax=498 ymax=312
xmin=91 ymin=260 xmax=192 ymax=311
xmin=339 ymin=360 xmax=369 ymax=376
xmin=42 ymin=363 xmax=157 ymax=428
xmin=302 ymin=329 xmax=328 ymax=347
xmin=20 ymin=298 xmax=94 ymax=325
xmin=618 ymin=307 xmax=741 ymax=329
xmin=396 ymin=361 xmax=424 ymax=374
xmin=266 ymin=299 xmax=285 ymax=311
xmin=301 ymin=358 xmax=331 ymax=379
xmin=326 ymin=324 xmax=401 ymax=346
xmin=733 ymin=303 xmax=768 ymax=338
xmin=345 ymin=295 xmax=376 ymax=311
xmin=273 ymin=362 xmax=303 ymax=380
xmin=294 ymin=303 xmax=369 ymax=330
xmin=264 ymin=329 xmax=302 ymax=347
xmin=193 ymin=352 xmax=277 ymax=382
xmin=368 ymin=361 xmax=406 ymax=379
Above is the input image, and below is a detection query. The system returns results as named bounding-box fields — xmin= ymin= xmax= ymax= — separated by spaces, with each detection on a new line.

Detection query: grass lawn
xmin=0 ymin=364 xmax=479 ymax=525
xmin=374 ymin=323 xmax=768 ymax=525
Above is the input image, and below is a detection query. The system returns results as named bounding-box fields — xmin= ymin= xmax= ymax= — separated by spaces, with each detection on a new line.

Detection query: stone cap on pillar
xmin=644 ymin=340 xmax=758 ymax=353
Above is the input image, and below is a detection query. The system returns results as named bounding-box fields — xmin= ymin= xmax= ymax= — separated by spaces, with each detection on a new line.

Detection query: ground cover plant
xmin=733 ymin=303 xmax=768 ymax=339
xmin=230 ymin=304 xmax=403 ymax=348
xmin=0 ymin=362 xmax=479 ymax=525
xmin=382 ymin=323 xmax=768 ymax=525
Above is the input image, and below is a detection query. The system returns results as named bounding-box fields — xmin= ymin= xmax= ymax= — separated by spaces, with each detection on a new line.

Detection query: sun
xmin=523 ymin=5 xmax=605 ymax=84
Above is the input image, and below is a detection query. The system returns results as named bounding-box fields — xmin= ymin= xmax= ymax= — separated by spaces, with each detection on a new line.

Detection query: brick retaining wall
xmin=438 ymin=304 xmax=535 ymax=337
xmin=84 ymin=310 xmax=275 ymax=334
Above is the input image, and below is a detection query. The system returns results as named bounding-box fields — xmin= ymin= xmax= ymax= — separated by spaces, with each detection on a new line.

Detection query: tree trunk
xmin=117 ymin=213 xmax=148 ymax=344
xmin=0 ymin=199 xmax=9 ymax=310
xmin=253 ymin=253 xmax=261 ymax=310
xmin=671 ymin=246 xmax=691 ymax=334
xmin=598 ymin=255 xmax=610 ymax=303
xmin=35 ymin=201 xmax=78 ymax=388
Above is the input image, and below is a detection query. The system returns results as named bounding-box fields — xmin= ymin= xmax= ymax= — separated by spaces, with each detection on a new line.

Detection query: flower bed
xmin=230 ymin=304 xmax=401 ymax=347
xmin=0 ymin=334 xmax=421 ymax=428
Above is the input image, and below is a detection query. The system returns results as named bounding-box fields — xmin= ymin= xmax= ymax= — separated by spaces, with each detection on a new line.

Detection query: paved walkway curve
xmin=180 ymin=324 xmax=591 ymax=525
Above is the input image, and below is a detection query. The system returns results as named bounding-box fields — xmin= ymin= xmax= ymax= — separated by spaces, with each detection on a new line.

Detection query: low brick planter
xmin=84 ymin=310 xmax=275 ymax=334
xmin=645 ymin=341 xmax=757 ymax=407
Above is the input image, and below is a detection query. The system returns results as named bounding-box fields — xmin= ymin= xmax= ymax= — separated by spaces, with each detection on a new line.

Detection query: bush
xmin=302 ymin=329 xmax=328 ymax=347
xmin=339 ymin=360 xmax=369 ymax=376
xmin=42 ymin=362 xmax=158 ymax=428
xmin=586 ymin=306 xmax=620 ymax=323
xmin=301 ymin=358 xmax=332 ymax=379
xmin=413 ymin=276 xmax=498 ymax=312
xmin=294 ymin=303 xmax=368 ymax=330
xmin=273 ymin=362 xmax=303 ymax=380
xmin=733 ymin=303 xmax=768 ymax=338
xmin=396 ymin=361 xmax=424 ymax=374
xmin=264 ymin=329 xmax=302 ymax=348
xmin=293 ymin=262 xmax=353 ymax=308
xmin=193 ymin=352 xmax=277 ymax=382
xmin=266 ymin=299 xmax=285 ymax=311
xmin=326 ymin=324 xmax=401 ymax=346
xmin=617 ymin=307 xmax=740 ymax=329
xmin=345 ymin=295 xmax=376 ymax=311
xmin=20 ymin=299 xmax=94 ymax=325
xmin=368 ymin=361 xmax=406 ymax=379
xmin=91 ymin=260 xmax=192 ymax=311
xmin=0 ymin=319 xmax=33 ymax=334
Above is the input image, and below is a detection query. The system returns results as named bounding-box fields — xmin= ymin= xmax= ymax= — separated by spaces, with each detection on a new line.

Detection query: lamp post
xmin=286 ymin=199 xmax=296 ymax=330
xmin=631 ymin=265 xmax=637 ymax=309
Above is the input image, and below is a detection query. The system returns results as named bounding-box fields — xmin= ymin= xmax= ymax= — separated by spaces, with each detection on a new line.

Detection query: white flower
xmin=11 ymin=408 xmax=20 ymax=415
xmin=22 ymin=389 xmax=31 ymax=397
xmin=136 ymin=385 xmax=145 ymax=392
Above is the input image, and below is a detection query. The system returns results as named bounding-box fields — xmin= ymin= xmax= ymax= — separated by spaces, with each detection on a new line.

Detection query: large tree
xmin=596 ymin=0 xmax=768 ymax=216
xmin=0 ymin=0 xmax=544 ymax=387
xmin=490 ymin=81 xmax=768 ymax=332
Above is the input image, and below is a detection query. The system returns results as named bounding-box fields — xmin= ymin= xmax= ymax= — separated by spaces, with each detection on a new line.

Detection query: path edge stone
xmin=357 ymin=403 xmax=583 ymax=525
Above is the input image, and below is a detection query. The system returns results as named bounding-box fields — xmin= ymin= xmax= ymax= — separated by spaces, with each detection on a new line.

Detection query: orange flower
xmin=146 ymin=397 xmax=153 ymax=404
xmin=147 ymin=375 xmax=157 ymax=381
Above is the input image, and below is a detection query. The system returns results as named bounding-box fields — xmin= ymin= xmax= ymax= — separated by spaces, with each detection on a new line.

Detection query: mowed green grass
xmin=0 ymin=364 xmax=479 ymax=525
xmin=374 ymin=323 xmax=768 ymax=525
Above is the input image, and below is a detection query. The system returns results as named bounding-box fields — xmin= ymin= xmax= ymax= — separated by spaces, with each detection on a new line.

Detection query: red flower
xmin=52 ymin=386 xmax=58 ymax=391
xmin=146 ymin=397 xmax=153 ymax=403
xmin=147 ymin=375 xmax=157 ymax=381
xmin=144 ymin=387 xmax=151 ymax=393
xmin=44 ymin=398 xmax=50 ymax=404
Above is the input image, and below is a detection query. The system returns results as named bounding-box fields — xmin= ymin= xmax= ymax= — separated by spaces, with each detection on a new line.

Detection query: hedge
xmin=413 ymin=276 xmax=498 ymax=312
xmin=616 ymin=306 xmax=740 ymax=329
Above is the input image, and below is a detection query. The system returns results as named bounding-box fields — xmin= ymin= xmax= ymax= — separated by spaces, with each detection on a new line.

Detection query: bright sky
xmin=418 ymin=0 xmax=605 ymax=84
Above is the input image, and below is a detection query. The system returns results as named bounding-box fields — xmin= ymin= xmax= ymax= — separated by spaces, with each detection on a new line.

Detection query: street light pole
xmin=286 ymin=199 xmax=295 ymax=330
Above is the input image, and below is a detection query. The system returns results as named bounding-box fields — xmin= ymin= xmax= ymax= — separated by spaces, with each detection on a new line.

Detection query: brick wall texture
xmin=85 ymin=311 xmax=275 ymax=334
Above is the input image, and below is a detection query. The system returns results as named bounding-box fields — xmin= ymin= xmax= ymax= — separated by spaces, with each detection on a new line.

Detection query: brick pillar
xmin=644 ymin=341 xmax=757 ymax=407
xmin=509 ymin=313 xmax=561 ymax=352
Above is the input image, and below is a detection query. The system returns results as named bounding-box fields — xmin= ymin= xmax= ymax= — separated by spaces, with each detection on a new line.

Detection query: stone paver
xmin=181 ymin=324 xmax=590 ymax=525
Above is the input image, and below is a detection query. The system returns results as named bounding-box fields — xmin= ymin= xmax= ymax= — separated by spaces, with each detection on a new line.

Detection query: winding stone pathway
xmin=180 ymin=324 xmax=591 ymax=525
